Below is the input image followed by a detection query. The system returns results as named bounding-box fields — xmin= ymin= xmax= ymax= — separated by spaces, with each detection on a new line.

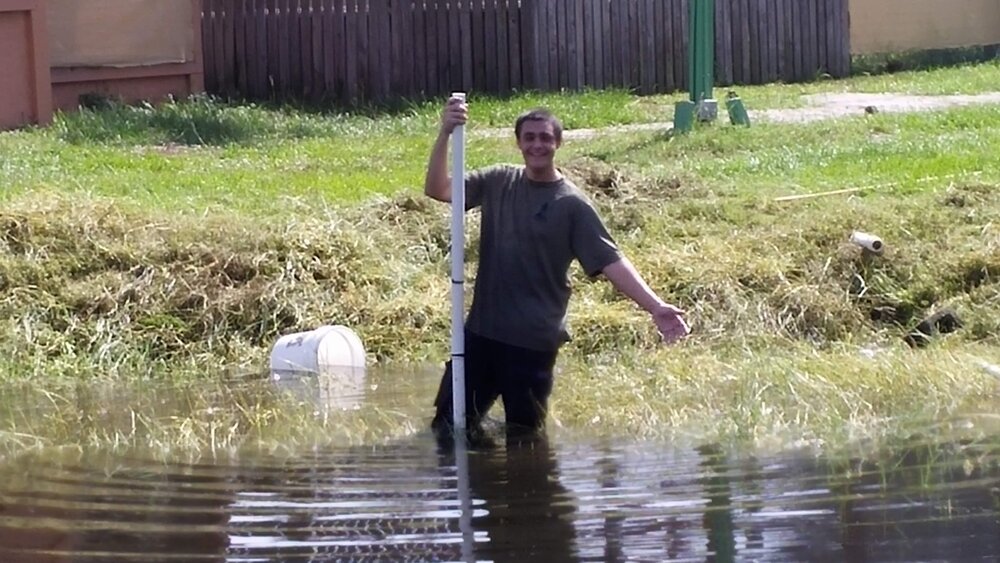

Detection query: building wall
xmin=0 ymin=1 xmax=51 ymax=130
xmin=851 ymin=0 xmax=1000 ymax=54
xmin=46 ymin=0 xmax=204 ymax=113
xmin=47 ymin=0 xmax=195 ymax=67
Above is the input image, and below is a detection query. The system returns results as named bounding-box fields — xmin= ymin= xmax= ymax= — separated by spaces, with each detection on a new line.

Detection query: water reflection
xmin=0 ymin=454 xmax=234 ymax=562
xmin=1 ymin=397 xmax=999 ymax=561
xmin=463 ymin=433 xmax=577 ymax=562
xmin=698 ymin=444 xmax=737 ymax=562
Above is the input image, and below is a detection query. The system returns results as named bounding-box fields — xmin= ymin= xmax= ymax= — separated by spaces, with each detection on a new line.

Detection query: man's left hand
xmin=652 ymin=304 xmax=690 ymax=344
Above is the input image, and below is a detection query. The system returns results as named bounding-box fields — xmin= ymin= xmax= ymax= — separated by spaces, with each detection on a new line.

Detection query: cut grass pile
xmin=1 ymin=61 xmax=999 ymax=453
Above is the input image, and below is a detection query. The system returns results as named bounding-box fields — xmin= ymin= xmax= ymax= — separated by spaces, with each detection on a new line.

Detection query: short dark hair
xmin=514 ymin=108 xmax=563 ymax=143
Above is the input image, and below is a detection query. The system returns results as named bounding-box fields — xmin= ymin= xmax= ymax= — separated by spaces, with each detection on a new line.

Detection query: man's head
xmin=514 ymin=109 xmax=563 ymax=180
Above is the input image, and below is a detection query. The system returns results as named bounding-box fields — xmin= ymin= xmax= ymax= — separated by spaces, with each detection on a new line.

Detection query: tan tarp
xmin=48 ymin=0 xmax=195 ymax=67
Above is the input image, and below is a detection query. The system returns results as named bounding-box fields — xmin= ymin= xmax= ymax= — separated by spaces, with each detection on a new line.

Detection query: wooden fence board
xmin=290 ymin=0 xmax=301 ymax=95
xmin=790 ymin=0 xmax=801 ymax=81
xmin=600 ymin=0 xmax=611 ymax=88
xmin=754 ymin=0 xmax=764 ymax=82
xmin=651 ymin=0 xmax=663 ymax=91
xmin=233 ymin=0 xmax=245 ymax=94
xmin=308 ymin=0 xmax=321 ymax=99
xmin=777 ymin=0 xmax=787 ymax=81
xmin=542 ymin=0 xmax=560 ymax=90
xmin=750 ymin=0 xmax=761 ymax=84
xmin=661 ymin=0 xmax=673 ymax=92
xmin=216 ymin=0 xmax=229 ymax=92
xmin=799 ymin=0 xmax=808 ymax=80
xmin=714 ymin=0 xmax=729 ymax=85
xmin=278 ymin=0 xmax=290 ymax=96
xmin=839 ymin=0 xmax=850 ymax=76
xmin=769 ymin=0 xmax=780 ymax=81
xmin=744 ymin=0 xmax=752 ymax=84
xmin=496 ymin=0 xmax=509 ymax=92
xmin=486 ymin=0 xmax=499 ymax=92
xmin=380 ymin=0 xmax=389 ymax=96
xmin=327 ymin=0 xmax=341 ymax=100
xmin=547 ymin=0 xmax=569 ymax=89
xmin=389 ymin=0 xmax=401 ymax=94
xmin=470 ymin=0 xmax=483 ymax=91
xmin=447 ymin=0 xmax=460 ymax=93
xmin=299 ymin=0 xmax=312 ymax=98
xmin=826 ymin=0 xmax=839 ymax=76
xmin=762 ymin=0 xmax=773 ymax=82
xmin=573 ymin=0 xmax=585 ymax=90
xmin=436 ymin=0 xmax=449 ymax=94
xmin=628 ymin=0 xmax=639 ymax=88
xmin=234 ymin=0 xmax=244 ymax=94
xmin=581 ymin=0 xmax=590 ymax=87
xmin=507 ymin=0 xmax=521 ymax=90
xmin=360 ymin=0 xmax=372 ymax=99
xmin=520 ymin=0 xmax=537 ymax=89
xmin=727 ymin=0 xmax=738 ymax=83
xmin=253 ymin=0 xmax=267 ymax=98
xmin=643 ymin=0 xmax=655 ymax=93
xmin=203 ymin=0 xmax=217 ymax=93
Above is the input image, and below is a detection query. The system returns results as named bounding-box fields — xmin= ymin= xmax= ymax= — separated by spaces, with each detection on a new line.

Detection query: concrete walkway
xmin=475 ymin=91 xmax=1000 ymax=139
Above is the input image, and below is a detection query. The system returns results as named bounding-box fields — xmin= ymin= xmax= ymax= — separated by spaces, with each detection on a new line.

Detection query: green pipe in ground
xmin=688 ymin=0 xmax=715 ymax=104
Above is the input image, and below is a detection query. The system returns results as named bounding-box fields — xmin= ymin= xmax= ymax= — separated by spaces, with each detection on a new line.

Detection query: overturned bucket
xmin=270 ymin=324 xmax=366 ymax=374
xmin=269 ymin=325 xmax=368 ymax=410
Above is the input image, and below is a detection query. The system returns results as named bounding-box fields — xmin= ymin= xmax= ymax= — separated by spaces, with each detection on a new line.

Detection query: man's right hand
xmin=441 ymin=96 xmax=468 ymax=135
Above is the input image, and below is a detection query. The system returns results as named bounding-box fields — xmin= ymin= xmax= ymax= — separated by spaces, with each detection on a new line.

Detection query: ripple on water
xmin=1 ymin=432 xmax=998 ymax=562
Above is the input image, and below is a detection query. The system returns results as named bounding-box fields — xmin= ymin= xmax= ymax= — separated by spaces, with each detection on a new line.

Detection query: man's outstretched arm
xmin=601 ymin=257 xmax=690 ymax=344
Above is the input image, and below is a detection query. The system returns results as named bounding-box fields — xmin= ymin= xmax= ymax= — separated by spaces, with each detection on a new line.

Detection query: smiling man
xmin=424 ymin=96 xmax=690 ymax=436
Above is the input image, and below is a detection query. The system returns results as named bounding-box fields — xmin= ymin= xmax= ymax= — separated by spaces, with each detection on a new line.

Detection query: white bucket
xmin=270 ymin=325 xmax=368 ymax=411
xmin=269 ymin=324 xmax=366 ymax=373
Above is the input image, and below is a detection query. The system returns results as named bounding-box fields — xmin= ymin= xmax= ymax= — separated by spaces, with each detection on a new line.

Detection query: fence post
xmin=521 ymin=0 xmax=541 ymax=90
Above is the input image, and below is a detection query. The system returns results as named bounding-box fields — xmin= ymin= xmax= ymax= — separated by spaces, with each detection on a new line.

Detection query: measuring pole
xmin=449 ymin=91 xmax=475 ymax=562
xmin=450 ymin=92 xmax=467 ymax=431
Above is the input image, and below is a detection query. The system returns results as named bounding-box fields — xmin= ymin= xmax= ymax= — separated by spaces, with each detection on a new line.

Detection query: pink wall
xmin=0 ymin=0 xmax=52 ymax=130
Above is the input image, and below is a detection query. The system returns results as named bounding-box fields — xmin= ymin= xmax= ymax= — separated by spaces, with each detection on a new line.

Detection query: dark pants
xmin=432 ymin=331 xmax=558 ymax=434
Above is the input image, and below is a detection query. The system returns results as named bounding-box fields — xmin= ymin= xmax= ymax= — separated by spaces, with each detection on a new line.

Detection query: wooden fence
xmin=201 ymin=0 xmax=850 ymax=104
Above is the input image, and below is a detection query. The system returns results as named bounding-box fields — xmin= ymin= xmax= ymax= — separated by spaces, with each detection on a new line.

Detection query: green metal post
xmin=688 ymin=0 xmax=715 ymax=104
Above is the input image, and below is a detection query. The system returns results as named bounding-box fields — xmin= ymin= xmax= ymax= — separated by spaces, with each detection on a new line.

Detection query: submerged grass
xmin=2 ymin=62 xmax=1000 ymax=455
xmin=0 ymin=375 xmax=427 ymax=461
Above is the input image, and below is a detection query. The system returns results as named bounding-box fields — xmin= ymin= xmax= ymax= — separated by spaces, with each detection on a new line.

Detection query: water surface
xmin=0 ymin=369 xmax=998 ymax=562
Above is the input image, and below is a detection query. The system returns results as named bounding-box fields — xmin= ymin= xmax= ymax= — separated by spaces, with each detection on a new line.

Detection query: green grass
xmin=0 ymin=89 xmax=660 ymax=213
xmin=573 ymin=105 xmax=1000 ymax=195
xmin=2 ymin=62 xmax=1000 ymax=455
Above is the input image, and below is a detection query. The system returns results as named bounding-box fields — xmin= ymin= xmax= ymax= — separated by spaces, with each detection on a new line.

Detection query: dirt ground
xmin=755 ymin=92 xmax=1000 ymax=123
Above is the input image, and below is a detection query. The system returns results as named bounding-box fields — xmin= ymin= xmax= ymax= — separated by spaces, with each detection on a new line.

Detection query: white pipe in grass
xmin=850 ymin=231 xmax=884 ymax=254
xmin=450 ymin=92 xmax=467 ymax=431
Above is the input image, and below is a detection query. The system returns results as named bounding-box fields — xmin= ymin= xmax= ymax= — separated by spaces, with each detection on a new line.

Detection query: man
xmin=426 ymin=96 xmax=689 ymax=435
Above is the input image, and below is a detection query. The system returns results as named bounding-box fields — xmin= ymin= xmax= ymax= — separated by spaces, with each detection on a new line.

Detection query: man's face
xmin=517 ymin=119 xmax=560 ymax=171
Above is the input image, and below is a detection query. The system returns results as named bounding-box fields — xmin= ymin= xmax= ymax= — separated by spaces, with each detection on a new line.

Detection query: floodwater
xmin=1 ymin=369 xmax=998 ymax=562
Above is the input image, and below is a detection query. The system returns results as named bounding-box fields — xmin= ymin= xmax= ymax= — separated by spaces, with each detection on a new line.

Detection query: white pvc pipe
xmin=450 ymin=92 xmax=467 ymax=431
xmin=850 ymin=231 xmax=884 ymax=254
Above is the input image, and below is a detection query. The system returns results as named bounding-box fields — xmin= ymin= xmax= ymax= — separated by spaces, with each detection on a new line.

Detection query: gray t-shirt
xmin=463 ymin=164 xmax=621 ymax=351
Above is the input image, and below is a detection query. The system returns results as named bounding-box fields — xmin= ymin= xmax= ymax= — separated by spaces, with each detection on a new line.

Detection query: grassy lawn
xmin=1 ymin=61 xmax=999 ymax=452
